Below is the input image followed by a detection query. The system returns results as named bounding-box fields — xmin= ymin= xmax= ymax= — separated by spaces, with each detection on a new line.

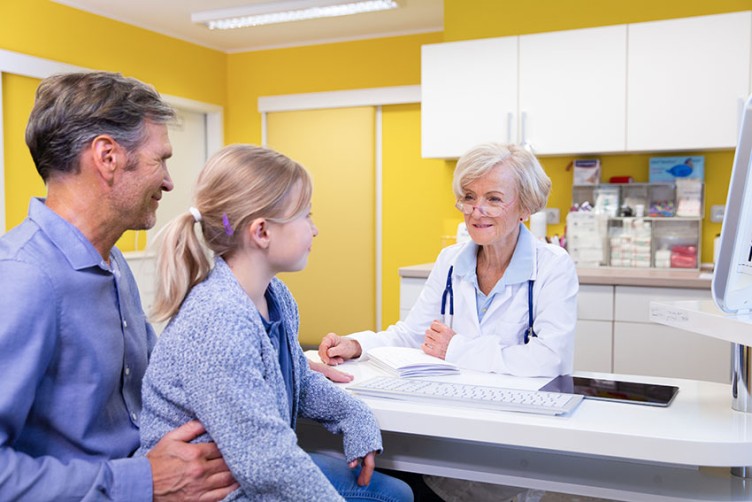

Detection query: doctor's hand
xmin=348 ymin=451 xmax=377 ymax=486
xmin=422 ymin=320 xmax=455 ymax=360
xmin=308 ymin=360 xmax=354 ymax=383
xmin=318 ymin=333 xmax=363 ymax=366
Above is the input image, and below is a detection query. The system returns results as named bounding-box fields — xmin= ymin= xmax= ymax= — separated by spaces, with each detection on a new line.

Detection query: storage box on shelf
xmin=567 ymin=182 xmax=703 ymax=269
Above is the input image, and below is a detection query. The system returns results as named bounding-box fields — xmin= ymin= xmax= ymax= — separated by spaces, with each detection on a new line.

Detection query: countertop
xmin=399 ymin=262 xmax=713 ymax=289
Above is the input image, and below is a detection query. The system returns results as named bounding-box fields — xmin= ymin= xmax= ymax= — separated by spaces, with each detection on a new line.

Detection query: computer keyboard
xmin=348 ymin=376 xmax=583 ymax=416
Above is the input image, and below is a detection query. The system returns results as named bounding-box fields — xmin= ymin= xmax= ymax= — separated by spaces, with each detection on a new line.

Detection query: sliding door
xmin=267 ymin=107 xmax=375 ymax=347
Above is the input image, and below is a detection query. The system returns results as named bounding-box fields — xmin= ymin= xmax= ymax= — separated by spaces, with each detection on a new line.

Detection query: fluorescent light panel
xmin=192 ymin=0 xmax=400 ymax=30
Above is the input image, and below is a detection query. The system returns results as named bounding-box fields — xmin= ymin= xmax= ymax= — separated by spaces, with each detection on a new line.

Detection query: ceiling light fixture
xmin=192 ymin=0 xmax=400 ymax=30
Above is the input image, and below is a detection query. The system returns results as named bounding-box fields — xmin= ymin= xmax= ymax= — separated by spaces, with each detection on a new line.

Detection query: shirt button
xmin=131 ymin=412 xmax=138 ymax=422
xmin=123 ymin=320 xmax=128 ymax=328
xmin=124 ymin=366 xmax=131 ymax=376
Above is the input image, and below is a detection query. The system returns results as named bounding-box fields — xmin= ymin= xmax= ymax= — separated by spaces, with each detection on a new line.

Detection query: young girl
xmin=137 ymin=145 xmax=412 ymax=501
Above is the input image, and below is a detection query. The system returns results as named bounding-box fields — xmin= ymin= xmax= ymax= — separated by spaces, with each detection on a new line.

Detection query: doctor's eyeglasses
xmin=455 ymin=200 xmax=505 ymax=218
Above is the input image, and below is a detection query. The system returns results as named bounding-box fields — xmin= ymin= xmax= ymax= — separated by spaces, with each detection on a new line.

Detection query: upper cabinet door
xmin=627 ymin=12 xmax=752 ymax=152
xmin=421 ymin=37 xmax=518 ymax=159
xmin=519 ymin=25 xmax=627 ymax=155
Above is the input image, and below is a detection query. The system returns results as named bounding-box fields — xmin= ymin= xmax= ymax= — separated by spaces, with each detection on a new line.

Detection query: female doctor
xmin=318 ymin=142 xmax=578 ymax=377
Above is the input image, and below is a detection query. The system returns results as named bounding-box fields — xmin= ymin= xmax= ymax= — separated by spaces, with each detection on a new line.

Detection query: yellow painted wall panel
xmin=444 ymin=0 xmax=752 ymax=41
xmin=226 ymin=32 xmax=443 ymax=146
xmin=381 ymin=103 xmax=453 ymax=327
xmin=2 ymin=74 xmax=44 ymax=229
xmin=0 ymin=0 xmax=226 ymax=105
xmin=267 ymin=107 xmax=375 ymax=346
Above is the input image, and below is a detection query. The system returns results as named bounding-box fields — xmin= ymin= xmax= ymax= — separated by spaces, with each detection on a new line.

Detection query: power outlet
xmin=711 ymin=205 xmax=725 ymax=223
xmin=544 ymin=208 xmax=560 ymax=225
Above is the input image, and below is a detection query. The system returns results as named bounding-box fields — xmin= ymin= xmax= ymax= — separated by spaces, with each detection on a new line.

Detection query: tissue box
xmin=649 ymin=156 xmax=704 ymax=182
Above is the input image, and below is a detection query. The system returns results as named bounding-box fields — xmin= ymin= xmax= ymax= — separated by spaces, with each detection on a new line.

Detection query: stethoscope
xmin=441 ymin=266 xmax=454 ymax=328
xmin=441 ymin=265 xmax=538 ymax=344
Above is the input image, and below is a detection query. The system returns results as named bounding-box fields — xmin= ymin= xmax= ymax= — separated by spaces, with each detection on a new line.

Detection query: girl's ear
xmin=248 ymin=218 xmax=270 ymax=249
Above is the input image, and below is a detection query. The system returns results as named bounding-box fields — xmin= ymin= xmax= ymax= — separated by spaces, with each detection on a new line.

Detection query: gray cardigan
xmin=137 ymin=258 xmax=382 ymax=501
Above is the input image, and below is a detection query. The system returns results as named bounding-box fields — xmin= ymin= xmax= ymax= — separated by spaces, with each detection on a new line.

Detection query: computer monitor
xmin=712 ymin=94 xmax=752 ymax=314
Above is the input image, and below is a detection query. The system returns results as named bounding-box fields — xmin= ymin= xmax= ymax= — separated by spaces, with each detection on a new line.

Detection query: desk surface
xmin=302 ymin=354 xmax=752 ymax=500
xmin=314 ymin=355 xmax=752 ymax=467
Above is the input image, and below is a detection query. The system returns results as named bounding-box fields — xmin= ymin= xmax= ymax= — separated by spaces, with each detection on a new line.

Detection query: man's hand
xmin=348 ymin=451 xmax=377 ymax=486
xmin=308 ymin=360 xmax=354 ymax=383
xmin=318 ymin=333 xmax=362 ymax=366
xmin=147 ymin=420 xmax=239 ymax=501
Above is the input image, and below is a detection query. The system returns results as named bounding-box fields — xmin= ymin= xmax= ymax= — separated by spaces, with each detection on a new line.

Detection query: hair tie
xmin=222 ymin=213 xmax=234 ymax=236
xmin=188 ymin=206 xmax=202 ymax=223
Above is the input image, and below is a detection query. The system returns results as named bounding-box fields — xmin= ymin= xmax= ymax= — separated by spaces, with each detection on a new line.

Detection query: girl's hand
xmin=422 ymin=320 xmax=456 ymax=359
xmin=308 ymin=360 xmax=354 ymax=383
xmin=348 ymin=451 xmax=376 ymax=486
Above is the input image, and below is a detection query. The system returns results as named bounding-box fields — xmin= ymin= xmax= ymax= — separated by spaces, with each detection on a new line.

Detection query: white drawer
xmin=614 ymin=286 xmax=710 ymax=323
xmin=578 ymin=284 xmax=614 ymax=321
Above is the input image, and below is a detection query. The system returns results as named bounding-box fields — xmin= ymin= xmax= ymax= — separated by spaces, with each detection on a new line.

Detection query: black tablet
xmin=539 ymin=375 xmax=679 ymax=407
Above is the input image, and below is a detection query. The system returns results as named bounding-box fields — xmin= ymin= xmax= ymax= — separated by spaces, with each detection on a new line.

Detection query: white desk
xmin=300 ymin=355 xmax=752 ymax=501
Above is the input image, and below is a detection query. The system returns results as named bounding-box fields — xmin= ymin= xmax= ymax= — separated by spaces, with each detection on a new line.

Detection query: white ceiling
xmin=51 ymin=0 xmax=444 ymax=53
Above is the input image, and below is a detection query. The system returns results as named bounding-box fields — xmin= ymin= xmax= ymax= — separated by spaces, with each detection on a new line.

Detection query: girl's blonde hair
xmin=452 ymin=143 xmax=551 ymax=217
xmin=151 ymin=144 xmax=312 ymax=322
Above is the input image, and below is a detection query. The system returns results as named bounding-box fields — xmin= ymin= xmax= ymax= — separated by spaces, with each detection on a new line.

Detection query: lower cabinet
xmin=400 ymin=274 xmax=730 ymax=383
xmin=613 ymin=321 xmax=731 ymax=383
xmin=577 ymin=284 xmax=731 ymax=383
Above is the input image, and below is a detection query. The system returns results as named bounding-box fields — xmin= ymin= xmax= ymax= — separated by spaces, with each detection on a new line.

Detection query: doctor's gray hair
xmin=151 ymin=144 xmax=312 ymax=322
xmin=452 ymin=143 xmax=551 ymax=217
xmin=26 ymin=71 xmax=175 ymax=181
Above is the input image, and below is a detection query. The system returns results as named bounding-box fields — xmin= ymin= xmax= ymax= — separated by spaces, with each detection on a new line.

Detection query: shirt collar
xmin=28 ymin=197 xmax=110 ymax=271
xmin=453 ymin=222 xmax=536 ymax=288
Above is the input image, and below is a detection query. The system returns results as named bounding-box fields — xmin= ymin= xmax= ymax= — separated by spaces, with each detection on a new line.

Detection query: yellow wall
xmin=226 ymin=32 xmax=441 ymax=145
xmin=444 ymin=0 xmax=752 ymax=40
xmin=268 ymin=107 xmax=376 ymax=345
xmin=1 ymin=0 xmax=226 ymax=249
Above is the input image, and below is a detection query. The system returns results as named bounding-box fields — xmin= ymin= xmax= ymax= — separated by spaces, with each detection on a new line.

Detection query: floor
xmin=380 ymin=471 xmax=616 ymax=502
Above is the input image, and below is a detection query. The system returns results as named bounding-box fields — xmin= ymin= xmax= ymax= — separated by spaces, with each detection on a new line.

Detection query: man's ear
xmin=90 ymin=135 xmax=121 ymax=185
xmin=248 ymin=218 xmax=270 ymax=249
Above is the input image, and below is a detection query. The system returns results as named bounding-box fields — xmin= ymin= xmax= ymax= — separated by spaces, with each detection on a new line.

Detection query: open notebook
xmin=366 ymin=346 xmax=459 ymax=378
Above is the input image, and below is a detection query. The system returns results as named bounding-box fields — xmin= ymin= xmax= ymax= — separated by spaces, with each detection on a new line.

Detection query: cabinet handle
xmin=520 ymin=111 xmax=533 ymax=152
xmin=507 ymin=112 xmax=513 ymax=144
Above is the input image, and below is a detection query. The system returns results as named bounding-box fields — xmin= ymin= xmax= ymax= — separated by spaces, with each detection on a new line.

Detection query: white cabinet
xmin=518 ymin=25 xmax=627 ymax=154
xmin=627 ymin=12 xmax=752 ymax=151
xmin=421 ymin=25 xmax=626 ymax=157
xmin=612 ymin=286 xmax=731 ymax=383
xmin=421 ymin=37 xmax=518 ymax=158
xmin=421 ymin=12 xmax=752 ymax=158
xmin=574 ymin=284 xmax=614 ymax=372
xmin=399 ymin=277 xmax=426 ymax=320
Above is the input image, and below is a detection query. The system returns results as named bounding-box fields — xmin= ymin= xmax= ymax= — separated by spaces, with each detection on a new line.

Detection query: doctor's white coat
xmin=349 ymin=225 xmax=578 ymax=377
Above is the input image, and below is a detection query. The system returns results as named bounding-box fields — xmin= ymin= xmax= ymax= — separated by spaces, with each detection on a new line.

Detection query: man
xmin=0 ymin=72 xmax=237 ymax=500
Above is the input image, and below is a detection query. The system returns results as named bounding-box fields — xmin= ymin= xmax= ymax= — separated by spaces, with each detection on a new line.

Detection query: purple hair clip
xmin=222 ymin=213 xmax=234 ymax=236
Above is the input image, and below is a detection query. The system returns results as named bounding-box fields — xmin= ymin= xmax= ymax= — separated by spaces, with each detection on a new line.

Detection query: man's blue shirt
xmin=0 ymin=198 xmax=154 ymax=500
